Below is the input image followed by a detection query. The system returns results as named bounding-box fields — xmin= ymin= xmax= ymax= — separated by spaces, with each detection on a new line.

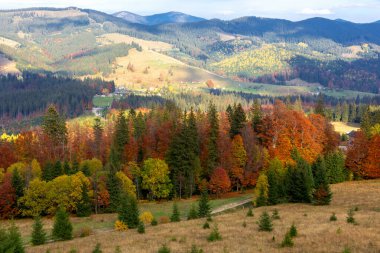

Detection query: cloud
xmin=299 ymin=8 xmax=333 ymax=15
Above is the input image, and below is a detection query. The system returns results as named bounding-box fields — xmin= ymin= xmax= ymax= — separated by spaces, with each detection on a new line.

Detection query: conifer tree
xmin=112 ymin=110 xmax=129 ymax=165
xmin=42 ymin=162 xmax=53 ymax=181
xmin=11 ymin=169 xmax=24 ymax=200
xmin=170 ymin=202 xmax=181 ymax=222
xmin=118 ymin=195 xmax=139 ymax=229
xmin=93 ymin=117 xmax=103 ymax=158
xmin=81 ymin=163 xmax=91 ymax=177
xmin=229 ymin=103 xmax=246 ymax=138
xmin=2 ymin=223 xmax=24 ymax=253
xmin=251 ymin=99 xmax=263 ymax=133
xmin=137 ymin=222 xmax=145 ymax=234
xmin=52 ymin=207 xmax=73 ymax=241
xmin=315 ymin=94 xmax=325 ymax=116
xmin=267 ymin=164 xmax=279 ymax=205
xmin=31 ymin=216 xmax=46 ymax=246
xmin=76 ymin=183 xmax=92 ymax=217
xmin=92 ymin=243 xmax=102 ymax=253
xmin=187 ymin=204 xmax=198 ymax=220
xmin=256 ymin=187 xmax=267 ymax=207
xmin=107 ymin=162 xmax=121 ymax=212
xmin=63 ymin=161 xmax=71 ymax=175
xmin=51 ymin=161 xmax=63 ymax=179
xmin=312 ymin=157 xmax=332 ymax=205
xmin=258 ymin=211 xmax=273 ymax=231
xmin=198 ymin=190 xmax=211 ymax=218
xmin=206 ymin=103 xmax=219 ymax=177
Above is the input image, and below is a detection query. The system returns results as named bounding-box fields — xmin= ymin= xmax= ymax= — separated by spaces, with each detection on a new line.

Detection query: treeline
xmin=0 ymin=72 xmax=115 ymax=120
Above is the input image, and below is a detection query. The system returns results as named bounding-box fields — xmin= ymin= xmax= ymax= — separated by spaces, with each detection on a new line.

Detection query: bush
xmin=170 ymin=202 xmax=181 ymax=222
xmin=272 ymin=209 xmax=280 ymax=220
xmin=140 ymin=211 xmax=154 ymax=224
xmin=190 ymin=245 xmax=204 ymax=253
xmin=289 ymin=224 xmax=297 ymax=237
xmin=187 ymin=205 xmax=198 ymax=220
xmin=158 ymin=244 xmax=170 ymax=253
xmin=242 ymin=221 xmax=247 ymax=228
xmin=114 ymin=246 xmax=121 ymax=253
xmin=0 ymin=223 xmax=24 ymax=253
xmin=31 ymin=216 xmax=47 ymax=246
xmin=281 ymin=232 xmax=294 ymax=247
xmin=246 ymin=208 xmax=253 ymax=217
xmin=151 ymin=218 xmax=158 ymax=226
xmin=114 ymin=220 xmax=128 ymax=231
xmin=346 ymin=209 xmax=355 ymax=224
xmin=203 ymin=221 xmax=210 ymax=229
xmin=92 ymin=243 xmax=102 ymax=253
xmin=159 ymin=216 xmax=170 ymax=224
xmin=137 ymin=222 xmax=145 ymax=234
xmin=52 ymin=207 xmax=73 ymax=241
xmin=258 ymin=211 xmax=273 ymax=231
xmin=207 ymin=224 xmax=222 ymax=242
xmin=74 ymin=226 xmax=93 ymax=238
xmin=206 ymin=214 xmax=213 ymax=222
xmin=330 ymin=213 xmax=337 ymax=221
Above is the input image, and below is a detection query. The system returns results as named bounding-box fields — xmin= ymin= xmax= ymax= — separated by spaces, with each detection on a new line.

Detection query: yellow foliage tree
xmin=255 ymin=173 xmax=269 ymax=198
xmin=80 ymin=158 xmax=103 ymax=175
xmin=19 ymin=178 xmax=49 ymax=217
xmin=116 ymin=171 xmax=136 ymax=198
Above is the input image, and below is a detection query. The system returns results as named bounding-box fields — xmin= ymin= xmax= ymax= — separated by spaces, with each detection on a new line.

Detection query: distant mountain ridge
xmin=113 ymin=11 xmax=206 ymax=25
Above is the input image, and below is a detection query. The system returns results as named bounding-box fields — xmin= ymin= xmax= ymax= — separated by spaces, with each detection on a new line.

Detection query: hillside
xmin=13 ymin=180 xmax=379 ymax=253
xmin=114 ymin=11 xmax=206 ymax=25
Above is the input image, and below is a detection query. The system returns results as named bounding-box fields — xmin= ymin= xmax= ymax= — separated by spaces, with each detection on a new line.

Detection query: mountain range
xmin=113 ymin=11 xmax=206 ymax=25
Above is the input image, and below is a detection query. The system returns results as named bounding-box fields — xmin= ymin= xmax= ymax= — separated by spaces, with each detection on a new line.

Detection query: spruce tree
xmin=63 ymin=161 xmax=71 ymax=175
xmin=112 ymin=110 xmax=129 ymax=165
xmin=137 ymin=222 xmax=145 ymax=234
xmin=315 ymin=94 xmax=325 ymax=116
xmin=258 ymin=211 xmax=273 ymax=231
xmin=71 ymin=159 xmax=80 ymax=175
xmin=312 ymin=157 xmax=332 ymax=205
xmin=187 ymin=204 xmax=198 ymax=220
xmin=81 ymin=163 xmax=91 ymax=177
xmin=207 ymin=224 xmax=222 ymax=242
xmin=246 ymin=207 xmax=253 ymax=217
xmin=92 ymin=243 xmax=102 ymax=253
xmin=267 ymin=165 xmax=279 ymax=205
xmin=31 ymin=216 xmax=47 ymax=246
xmin=289 ymin=224 xmax=297 ymax=237
xmin=198 ymin=190 xmax=211 ymax=218
xmin=256 ymin=187 xmax=267 ymax=207
xmin=76 ymin=183 xmax=92 ymax=217
xmin=281 ymin=232 xmax=294 ymax=247
xmin=251 ymin=99 xmax=263 ymax=133
xmin=51 ymin=161 xmax=63 ymax=179
xmin=118 ymin=195 xmax=140 ymax=229
xmin=206 ymin=103 xmax=219 ymax=177
xmin=52 ymin=207 xmax=73 ymax=241
xmin=42 ymin=162 xmax=53 ymax=181
xmin=1 ymin=223 xmax=25 ymax=253
xmin=93 ymin=117 xmax=103 ymax=158
xmin=11 ymin=169 xmax=24 ymax=200
xmin=107 ymin=162 xmax=121 ymax=212
xmin=170 ymin=202 xmax=181 ymax=222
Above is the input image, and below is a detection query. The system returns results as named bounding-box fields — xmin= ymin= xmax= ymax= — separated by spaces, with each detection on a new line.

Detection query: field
xmin=332 ymin=122 xmax=361 ymax=134
xmin=0 ymin=54 xmax=20 ymax=74
xmin=2 ymin=180 xmax=378 ymax=253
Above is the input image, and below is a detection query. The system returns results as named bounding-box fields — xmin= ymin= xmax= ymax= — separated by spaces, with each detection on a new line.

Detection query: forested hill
xmin=113 ymin=11 xmax=206 ymax=25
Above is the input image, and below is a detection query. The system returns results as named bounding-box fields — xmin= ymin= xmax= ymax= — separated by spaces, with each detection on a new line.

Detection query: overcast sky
xmin=1 ymin=0 xmax=380 ymax=23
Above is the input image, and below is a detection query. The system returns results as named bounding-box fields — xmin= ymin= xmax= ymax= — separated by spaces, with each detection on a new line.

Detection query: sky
xmin=1 ymin=0 xmax=380 ymax=23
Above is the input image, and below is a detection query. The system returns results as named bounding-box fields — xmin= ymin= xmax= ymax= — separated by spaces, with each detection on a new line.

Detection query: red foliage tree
xmin=362 ymin=135 xmax=380 ymax=179
xmin=345 ymin=131 xmax=369 ymax=177
xmin=209 ymin=167 xmax=231 ymax=197
xmin=0 ymin=173 xmax=18 ymax=219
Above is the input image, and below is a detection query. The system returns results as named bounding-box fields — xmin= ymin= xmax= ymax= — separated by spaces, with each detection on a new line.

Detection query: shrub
xmin=151 ymin=218 xmax=158 ymax=226
xmin=140 ymin=211 xmax=154 ymax=224
xmin=0 ymin=223 xmax=24 ymax=253
xmin=52 ymin=207 xmax=73 ymax=241
xmin=159 ymin=216 xmax=170 ymax=224
xmin=271 ymin=209 xmax=280 ymax=220
xmin=342 ymin=247 xmax=351 ymax=253
xmin=242 ymin=221 xmax=247 ymax=228
xmin=31 ymin=216 xmax=47 ymax=246
xmin=137 ymin=222 xmax=145 ymax=234
xmin=203 ymin=221 xmax=210 ymax=229
xmin=281 ymin=232 xmax=294 ymax=247
xmin=258 ymin=211 xmax=273 ymax=231
xmin=346 ymin=209 xmax=355 ymax=224
xmin=114 ymin=220 xmax=128 ymax=231
xmin=115 ymin=246 xmax=122 ymax=253
xmin=190 ymin=245 xmax=204 ymax=253
xmin=74 ymin=226 xmax=93 ymax=238
xmin=289 ymin=224 xmax=297 ymax=237
xmin=207 ymin=224 xmax=222 ymax=242
xmin=187 ymin=205 xmax=198 ymax=220
xmin=170 ymin=202 xmax=181 ymax=222
xmin=92 ymin=243 xmax=102 ymax=253
xmin=246 ymin=207 xmax=253 ymax=217
xmin=206 ymin=214 xmax=213 ymax=222
xmin=158 ymin=244 xmax=170 ymax=253
xmin=330 ymin=213 xmax=337 ymax=221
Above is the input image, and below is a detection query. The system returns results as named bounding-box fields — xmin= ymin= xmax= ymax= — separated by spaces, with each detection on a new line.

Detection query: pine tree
xmin=51 ymin=161 xmax=63 ymax=179
xmin=11 ymin=169 xmax=24 ymax=200
xmin=256 ymin=187 xmax=267 ymax=207
xmin=361 ymin=106 xmax=372 ymax=138
xmin=42 ymin=162 xmax=53 ymax=181
xmin=158 ymin=244 xmax=171 ymax=253
xmin=76 ymin=183 xmax=92 ymax=217
xmin=63 ymin=161 xmax=71 ymax=175
xmin=107 ymin=163 xmax=121 ymax=212
xmin=281 ymin=232 xmax=294 ymax=247
xmin=112 ymin=110 xmax=129 ymax=165
xmin=187 ymin=204 xmax=198 ymax=220
xmin=289 ymin=224 xmax=297 ymax=237
xmin=170 ymin=202 xmax=181 ymax=222
xmin=207 ymin=224 xmax=222 ymax=242
xmin=251 ymin=99 xmax=263 ymax=133
xmin=267 ymin=165 xmax=279 ymax=205
xmin=1 ymin=223 xmax=25 ymax=253
xmin=246 ymin=207 xmax=253 ymax=217
xmin=118 ymin=195 xmax=140 ymax=229
xmin=71 ymin=159 xmax=80 ymax=175
xmin=81 ymin=163 xmax=91 ymax=177
xmin=312 ymin=157 xmax=332 ymax=205
xmin=92 ymin=243 xmax=102 ymax=253
xmin=31 ymin=216 xmax=46 ymax=246
xmin=93 ymin=117 xmax=103 ymax=159
xmin=258 ymin=211 xmax=273 ymax=231
xmin=206 ymin=103 xmax=219 ymax=177
xmin=198 ymin=190 xmax=211 ymax=218
xmin=137 ymin=222 xmax=145 ymax=234
xmin=315 ymin=94 xmax=325 ymax=116
xmin=229 ymin=103 xmax=246 ymax=138
xmin=52 ymin=207 xmax=73 ymax=241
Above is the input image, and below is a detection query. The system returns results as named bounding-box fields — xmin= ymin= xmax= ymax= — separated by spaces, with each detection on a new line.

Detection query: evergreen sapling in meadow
xmin=31 ymin=216 xmax=46 ymax=246
xmin=52 ymin=207 xmax=73 ymax=241
xmin=170 ymin=202 xmax=181 ymax=222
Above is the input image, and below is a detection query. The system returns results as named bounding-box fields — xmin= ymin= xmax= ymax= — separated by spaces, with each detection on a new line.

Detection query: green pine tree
xmin=207 ymin=224 xmax=222 ymax=242
xmin=281 ymin=232 xmax=294 ymax=247
xmin=31 ymin=216 xmax=46 ymax=246
xmin=11 ymin=169 xmax=24 ymax=200
xmin=92 ymin=243 xmax=102 ymax=253
xmin=289 ymin=224 xmax=297 ymax=237
xmin=107 ymin=163 xmax=121 ymax=212
xmin=198 ymin=190 xmax=210 ymax=218
xmin=0 ymin=223 xmax=25 ymax=253
xmin=256 ymin=187 xmax=267 ymax=207
xmin=206 ymin=103 xmax=219 ymax=177
xmin=137 ymin=222 xmax=145 ymax=234
xmin=158 ymin=244 xmax=171 ymax=253
xmin=63 ymin=161 xmax=71 ymax=175
xmin=81 ymin=164 xmax=91 ymax=177
xmin=76 ymin=183 xmax=92 ymax=217
xmin=118 ymin=195 xmax=140 ymax=229
xmin=51 ymin=161 xmax=63 ymax=179
xmin=258 ymin=211 xmax=273 ymax=232
xmin=187 ymin=204 xmax=198 ymax=220
xmin=170 ymin=202 xmax=181 ymax=222
xmin=312 ymin=157 xmax=332 ymax=205
xmin=246 ymin=207 xmax=253 ymax=217
xmin=52 ymin=207 xmax=73 ymax=241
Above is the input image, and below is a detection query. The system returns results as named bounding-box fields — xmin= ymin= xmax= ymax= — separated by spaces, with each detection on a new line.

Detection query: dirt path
xmin=211 ymin=198 xmax=252 ymax=215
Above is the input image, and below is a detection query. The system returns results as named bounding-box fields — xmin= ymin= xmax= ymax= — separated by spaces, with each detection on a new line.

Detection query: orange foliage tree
xmin=209 ymin=167 xmax=231 ymax=197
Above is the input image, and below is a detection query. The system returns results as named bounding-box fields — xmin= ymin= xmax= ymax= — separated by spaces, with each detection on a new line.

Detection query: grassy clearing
xmin=332 ymin=122 xmax=360 ymax=134
xmin=4 ymin=180 xmax=378 ymax=252
xmin=92 ymin=96 xmax=114 ymax=108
